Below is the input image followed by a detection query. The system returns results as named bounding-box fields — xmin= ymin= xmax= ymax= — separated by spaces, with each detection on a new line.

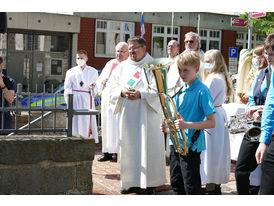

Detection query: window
xmin=151 ymin=25 xmax=180 ymax=57
xmin=236 ymin=32 xmax=265 ymax=50
xmin=51 ymin=59 xmax=63 ymax=75
xmin=95 ymin=20 xmax=135 ymax=57
xmin=199 ymin=29 xmax=221 ymax=52
xmin=0 ymin=33 xmax=7 ymax=58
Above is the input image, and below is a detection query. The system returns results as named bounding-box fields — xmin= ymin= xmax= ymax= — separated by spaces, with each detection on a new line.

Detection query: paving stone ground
xmin=92 ymin=143 xmax=237 ymax=195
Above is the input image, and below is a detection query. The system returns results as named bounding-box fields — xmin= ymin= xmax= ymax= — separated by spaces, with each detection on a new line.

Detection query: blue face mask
xmin=252 ymin=58 xmax=260 ymax=68
xmin=204 ymin=63 xmax=214 ymax=72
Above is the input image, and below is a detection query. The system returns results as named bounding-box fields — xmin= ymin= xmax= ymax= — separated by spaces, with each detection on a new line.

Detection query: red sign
xmin=251 ymin=12 xmax=266 ymax=18
xmin=231 ymin=18 xmax=248 ymax=27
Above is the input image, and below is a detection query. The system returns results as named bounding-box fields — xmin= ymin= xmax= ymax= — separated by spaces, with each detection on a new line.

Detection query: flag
xmin=141 ymin=12 xmax=145 ymax=38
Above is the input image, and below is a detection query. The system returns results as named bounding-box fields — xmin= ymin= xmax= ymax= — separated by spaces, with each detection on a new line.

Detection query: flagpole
xmin=141 ymin=12 xmax=145 ymax=38
xmin=248 ymin=12 xmax=253 ymax=49
xmin=171 ymin=12 xmax=174 ymax=39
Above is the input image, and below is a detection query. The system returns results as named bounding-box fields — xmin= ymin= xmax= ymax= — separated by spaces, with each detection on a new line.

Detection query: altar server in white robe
xmin=108 ymin=37 xmax=167 ymax=195
xmin=64 ymin=49 xmax=99 ymax=143
xmin=96 ymin=42 xmax=129 ymax=162
xmin=200 ymin=49 xmax=233 ymax=194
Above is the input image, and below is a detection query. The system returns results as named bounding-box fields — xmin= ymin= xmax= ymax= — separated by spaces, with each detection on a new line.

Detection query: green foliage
xmin=240 ymin=12 xmax=274 ymax=35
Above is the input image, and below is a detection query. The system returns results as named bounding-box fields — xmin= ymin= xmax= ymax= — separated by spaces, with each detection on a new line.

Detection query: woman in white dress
xmin=200 ymin=49 xmax=233 ymax=194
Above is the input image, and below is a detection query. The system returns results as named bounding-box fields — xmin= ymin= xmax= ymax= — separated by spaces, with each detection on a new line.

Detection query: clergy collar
xmin=127 ymin=53 xmax=151 ymax=66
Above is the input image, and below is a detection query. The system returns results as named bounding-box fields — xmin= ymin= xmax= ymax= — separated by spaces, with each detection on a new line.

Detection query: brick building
xmin=75 ymin=12 xmax=265 ymax=73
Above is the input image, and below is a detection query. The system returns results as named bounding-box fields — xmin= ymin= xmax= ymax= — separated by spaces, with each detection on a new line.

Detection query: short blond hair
xmin=177 ymin=50 xmax=200 ymax=70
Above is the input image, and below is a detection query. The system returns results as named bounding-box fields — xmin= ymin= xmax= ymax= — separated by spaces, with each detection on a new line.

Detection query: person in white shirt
xmin=96 ymin=42 xmax=129 ymax=162
xmin=64 ymin=50 xmax=99 ymax=143
xmin=108 ymin=37 xmax=166 ymax=195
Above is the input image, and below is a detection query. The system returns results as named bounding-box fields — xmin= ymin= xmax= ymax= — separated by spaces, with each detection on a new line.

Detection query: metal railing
xmin=0 ymin=84 xmax=100 ymax=137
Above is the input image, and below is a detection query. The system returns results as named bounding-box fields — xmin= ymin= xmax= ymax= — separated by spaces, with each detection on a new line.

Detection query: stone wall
xmin=0 ymin=135 xmax=95 ymax=195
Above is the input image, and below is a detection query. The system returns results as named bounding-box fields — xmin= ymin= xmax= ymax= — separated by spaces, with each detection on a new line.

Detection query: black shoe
xmin=145 ymin=187 xmax=155 ymax=195
xmin=203 ymin=187 xmax=221 ymax=195
xmin=110 ymin=154 xmax=117 ymax=162
xmin=249 ymin=185 xmax=260 ymax=195
xmin=120 ymin=187 xmax=141 ymax=194
xmin=97 ymin=153 xmax=112 ymax=162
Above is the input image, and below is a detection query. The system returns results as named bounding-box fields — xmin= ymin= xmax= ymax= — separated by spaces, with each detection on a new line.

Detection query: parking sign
xmin=229 ymin=47 xmax=238 ymax=58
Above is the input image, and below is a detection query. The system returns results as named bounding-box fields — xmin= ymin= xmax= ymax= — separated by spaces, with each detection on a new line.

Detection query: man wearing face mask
xmin=64 ymin=50 xmax=99 ymax=143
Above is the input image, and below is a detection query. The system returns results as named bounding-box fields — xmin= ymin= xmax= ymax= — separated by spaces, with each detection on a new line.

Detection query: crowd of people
xmin=62 ymin=32 xmax=274 ymax=195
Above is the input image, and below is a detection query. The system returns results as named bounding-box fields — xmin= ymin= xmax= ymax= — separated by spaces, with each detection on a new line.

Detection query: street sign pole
xmin=248 ymin=12 xmax=252 ymax=49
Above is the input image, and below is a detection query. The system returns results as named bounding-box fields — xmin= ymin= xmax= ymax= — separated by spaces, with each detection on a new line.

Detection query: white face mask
xmin=252 ymin=58 xmax=260 ymax=68
xmin=76 ymin=59 xmax=86 ymax=67
xmin=204 ymin=63 xmax=214 ymax=72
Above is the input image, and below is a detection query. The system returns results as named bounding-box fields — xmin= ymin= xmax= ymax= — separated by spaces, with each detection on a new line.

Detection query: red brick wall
xmin=78 ymin=17 xmax=110 ymax=70
xmin=221 ymin=30 xmax=237 ymax=65
xmin=135 ymin=22 xmax=152 ymax=54
xmin=180 ymin=26 xmax=197 ymax=52
xmin=78 ymin=18 xmax=237 ymax=71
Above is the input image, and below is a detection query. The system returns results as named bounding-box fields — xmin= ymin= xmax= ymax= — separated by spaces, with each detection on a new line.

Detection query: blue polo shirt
xmin=260 ymin=67 xmax=274 ymax=144
xmin=169 ymin=78 xmax=216 ymax=152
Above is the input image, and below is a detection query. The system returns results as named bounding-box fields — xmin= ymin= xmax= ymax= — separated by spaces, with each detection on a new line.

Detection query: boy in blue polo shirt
xmin=162 ymin=50 xmax=216 ymax=194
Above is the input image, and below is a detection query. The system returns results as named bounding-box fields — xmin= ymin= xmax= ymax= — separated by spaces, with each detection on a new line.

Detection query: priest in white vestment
xmin=96 ymin=42 xmax=129 ymax=162
xmin=108 ymin=37 xmax=167 ymax=195
xmin=64 ymin=50 xmax=99 ymax=143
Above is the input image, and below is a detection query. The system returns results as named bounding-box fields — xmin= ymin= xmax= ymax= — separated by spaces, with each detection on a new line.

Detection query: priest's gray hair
xmin=115 ymin=42 xmax=128 ymax=50
xmin=185 ymin=32 xmax=201 ymax=48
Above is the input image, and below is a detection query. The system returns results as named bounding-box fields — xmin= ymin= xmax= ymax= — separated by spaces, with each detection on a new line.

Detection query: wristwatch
xmin=1 ymin=85 xmax=7 ymax=90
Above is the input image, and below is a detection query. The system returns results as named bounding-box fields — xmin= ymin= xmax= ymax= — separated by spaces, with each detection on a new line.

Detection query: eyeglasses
xmin=185 ymin=40 xmax=194 ymax=44
xmin=128 ymin=46 xmax=142 ymax=51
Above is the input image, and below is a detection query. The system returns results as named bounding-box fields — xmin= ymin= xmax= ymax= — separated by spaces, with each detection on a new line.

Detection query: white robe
xmin=108 ymin=53 xmax=167 ymax=189
xmin=96 ymin=59 xmax=120 ymax=153
xmin=200 ymin=73 xmax=231 ymax=184
xmin=167 ymin=56 xmax=184 ymax=96
xmin=64 ymin=65 xmax=99 ymax=143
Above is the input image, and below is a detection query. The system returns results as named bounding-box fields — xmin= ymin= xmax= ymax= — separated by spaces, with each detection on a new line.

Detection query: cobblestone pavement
xmin=92 ymin=143 xmax=237 ymax=195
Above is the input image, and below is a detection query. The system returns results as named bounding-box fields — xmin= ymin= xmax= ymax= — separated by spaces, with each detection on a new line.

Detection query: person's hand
xmin=160 ymin=119 xmax=167 ymax=133
xmin=90 ymin=83 xmax=96 ymax=90
xmin=0 ymin=70 xmax=4 ymax=88
xmin=252 ymin=110 xmax=262 ymax=122
xmin=102 ymin=78 xmax=108 ymax=86
xmin=246 ymin=106 xmax=255 ymax=118
xmin=256 ymin=142 xmax=267 ymax=164
xmin=247 ymin=106 xmax=264 ymax=121
xmin=121 ymin=87 xmax=141 ymax=100
xmin=241 ymin=93 xmax=249 ymax=104
xmin=174 ymin=113 xmax=187 ymax=130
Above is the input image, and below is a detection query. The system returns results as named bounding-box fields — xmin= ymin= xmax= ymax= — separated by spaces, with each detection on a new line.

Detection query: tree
xmin=240 ymin=12 xmax=274 ymax=35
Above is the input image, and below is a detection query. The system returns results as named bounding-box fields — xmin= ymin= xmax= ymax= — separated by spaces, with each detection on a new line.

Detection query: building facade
xmin=75 ymin=12 xmax=265 ymax=72
xmin=0 ymin=12 xmax=266 ymax=92
xmin=0 ymin=12 xmax=80 ymax=92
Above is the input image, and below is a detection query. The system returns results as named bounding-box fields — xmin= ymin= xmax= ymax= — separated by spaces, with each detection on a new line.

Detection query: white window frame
xmin=151 ymin=24 xmax=180 ymax=58
xmin=199 ymin=29 xmax=222 ymax=52
xmin=236 ymin=32 xmax=265 ymax=49
xmin=95 ymin=19 xmax=135 ymax=58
